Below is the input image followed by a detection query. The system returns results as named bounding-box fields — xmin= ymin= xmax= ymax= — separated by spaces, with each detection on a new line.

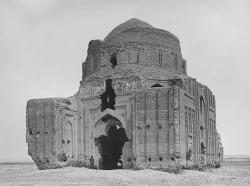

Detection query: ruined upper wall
xmin=82 ymin=18 xmax=187 ymax=80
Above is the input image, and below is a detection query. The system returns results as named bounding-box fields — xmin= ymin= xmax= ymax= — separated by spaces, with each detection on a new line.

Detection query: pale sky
xmin=0 ymin=0 xmax=249 ymax=160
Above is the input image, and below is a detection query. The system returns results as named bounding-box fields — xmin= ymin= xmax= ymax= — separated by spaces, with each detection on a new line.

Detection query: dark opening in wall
xmin=200 ymin=96 xmax=205 ymax=114
xmin=186 ymin=149 xmax=192 ymax=160
xmin=100 ymin=79 xmax=116 ymax=112
xmin=201 ymin=142 xmax=206 ymax=155
xmin=151 ymin=83 xmax=163 ymax=88
xmin=95 ymin=118 xmax=129 ymax=170
xmin=110 ymin=53 xmax=117 ymax=68
xmin=200 ymin=126 xmax=204 ymax=131
xmin=159 ymin=157 xmax=163 ymax=161
xmin=148 ymin=157 xmax=151 ymax=162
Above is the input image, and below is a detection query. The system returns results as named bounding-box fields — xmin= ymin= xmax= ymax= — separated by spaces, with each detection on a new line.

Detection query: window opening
xmin=110 ymin=53 xmax=117 ymax=68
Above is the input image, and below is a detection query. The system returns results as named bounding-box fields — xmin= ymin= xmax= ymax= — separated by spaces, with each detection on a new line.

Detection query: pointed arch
xmin=151 ymin=83 xmax=163 ymax=88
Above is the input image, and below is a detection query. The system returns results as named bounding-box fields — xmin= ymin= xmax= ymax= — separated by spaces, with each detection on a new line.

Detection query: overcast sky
xmin=0 ymin=0 xmax=249 ymax=160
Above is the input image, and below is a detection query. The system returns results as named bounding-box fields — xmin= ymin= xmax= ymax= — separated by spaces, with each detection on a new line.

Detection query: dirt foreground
xmin=0 ymin=163 xmax=249 ymax=186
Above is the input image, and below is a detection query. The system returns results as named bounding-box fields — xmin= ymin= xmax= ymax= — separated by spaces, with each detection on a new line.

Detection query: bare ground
xmin=0 ymin=162 xmax=249 ymax=186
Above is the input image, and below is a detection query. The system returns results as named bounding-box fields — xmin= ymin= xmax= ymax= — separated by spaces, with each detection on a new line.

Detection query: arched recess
xmin=91 ymin=108 xmax=126 ymax=130
xmin=64 ymin=121 xmax=73 ymax=158
xmin=151 ymin=83 xmax=163 ymax=88
xmin=200 ymin=96 xmax=205 ymax=114
xmin=93 ymin=114 xmax=129 ymax=170
xmin=94 ymin=114 xmax=123 ymax=138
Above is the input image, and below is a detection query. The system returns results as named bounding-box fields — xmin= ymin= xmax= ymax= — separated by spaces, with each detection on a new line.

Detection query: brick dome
xmin=104 ymin=18 xmax=153 ymax=42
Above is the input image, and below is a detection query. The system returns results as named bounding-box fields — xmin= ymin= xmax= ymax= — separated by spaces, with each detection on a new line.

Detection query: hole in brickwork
xmin=62 ymin=139 xmax=65 ymax=144
xmin=134 ymin=158 xmax=136 ymax=161
xmin=58 ymin=152 xmax=67 ymax=162
xmin=146 ymin=125 xmax=151 ymax=130
xmin=159 ymin=157 xmax=163 ymax=161
xmin=29 ymin=130 xmax=32 ymax=135
xmin=67 ymin=140 xmax=70 ymax=144
xmin=151 ymin=83 xmax=163 ymax=88
xmin=148 ymin=157 xmax=151 ymax=162
xmin=171 ymin=157 xmax=175 ymax=161
xmin=128 ymin=157 xmax=132 ymax=162
xmin=110 ymin=53 xmax=117 ymax=68
xmin=100 ymin=79 xmax=116 ymax=112
xmin=200 ymin=126 xmax=204 ymax=131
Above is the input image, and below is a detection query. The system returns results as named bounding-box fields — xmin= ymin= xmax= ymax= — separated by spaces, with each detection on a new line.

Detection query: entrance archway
xmin=94 ymin=114 xmax=129 ymax=170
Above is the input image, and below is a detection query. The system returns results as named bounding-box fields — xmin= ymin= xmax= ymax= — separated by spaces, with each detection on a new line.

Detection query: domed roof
xmin=104 ymin=18 xmax=153 ymax=42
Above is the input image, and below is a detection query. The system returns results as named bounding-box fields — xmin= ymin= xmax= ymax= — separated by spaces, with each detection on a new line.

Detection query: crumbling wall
xmin=27 ymin=18 xmax=223 ymax=170
xmin=26 ymin=98 xmax=77 ymax=169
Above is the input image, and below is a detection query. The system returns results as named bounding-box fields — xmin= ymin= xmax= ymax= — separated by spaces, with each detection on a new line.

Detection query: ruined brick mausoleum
xmin=26 ymin=18 xmax=223 ymax=170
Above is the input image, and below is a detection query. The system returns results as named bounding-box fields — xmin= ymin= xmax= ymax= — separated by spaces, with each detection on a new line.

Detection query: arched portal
xmin=94 ymin=114 xmax=129 ymax=170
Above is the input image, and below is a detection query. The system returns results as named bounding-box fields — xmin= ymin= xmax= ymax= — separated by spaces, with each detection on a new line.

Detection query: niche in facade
xmin=186 ymin=149 xmax=192 ymax=160
xmin=201 ymin=142 xmax=206 ymax=155
xmin=200 ymin=96 xmax=205 ymax=114
xmin=100 ymin=79 xmax=116 ymax=112
xmin=110 ymin=53 xmax=117 ymax=68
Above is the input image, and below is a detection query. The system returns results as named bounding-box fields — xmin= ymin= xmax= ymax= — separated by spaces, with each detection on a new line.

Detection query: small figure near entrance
xmin=90 ymin=156 xmax=94 ymax=169
xmin=98 ymin=157 xmax=103 ymax=170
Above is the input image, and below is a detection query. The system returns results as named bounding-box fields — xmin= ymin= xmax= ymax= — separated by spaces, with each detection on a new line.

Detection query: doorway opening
xmin=95 ymin=115 xmax=128 ymax=170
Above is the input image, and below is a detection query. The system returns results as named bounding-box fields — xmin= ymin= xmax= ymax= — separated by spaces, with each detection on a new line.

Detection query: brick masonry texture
xmin=26 ymin=18 xmax=223 ymax=170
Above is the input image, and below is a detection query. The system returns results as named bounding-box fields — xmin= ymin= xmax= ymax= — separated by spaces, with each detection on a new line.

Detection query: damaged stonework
xmin=26 ymin=18 xmax=223 ymax=170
